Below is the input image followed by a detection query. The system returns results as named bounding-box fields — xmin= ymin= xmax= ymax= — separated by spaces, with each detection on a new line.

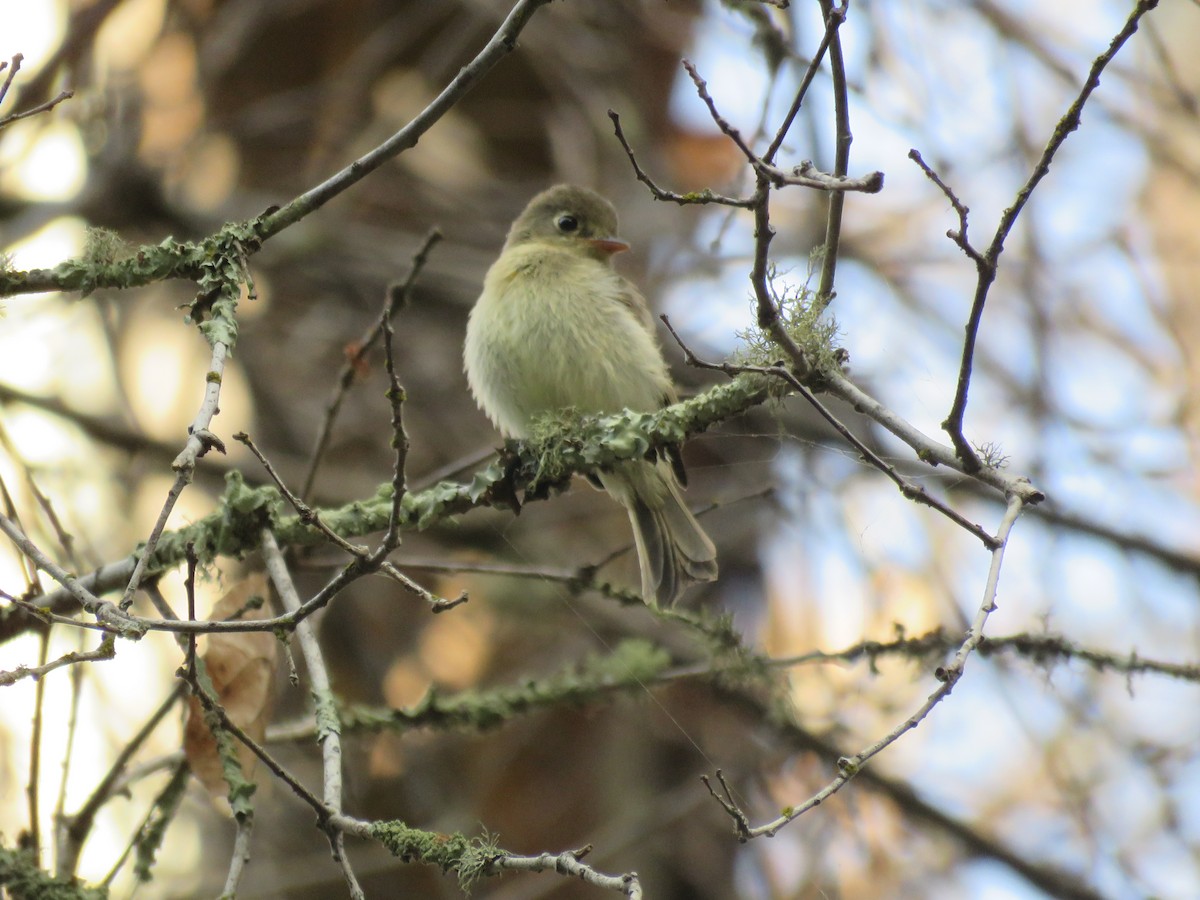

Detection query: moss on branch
xmin=343 ymin=639 xmax=673 ymax=733
xmin=143 ymin=373 xmax=766 ymax=569
xmin=0 ymin=219 xmax=265 ymax=305
xmin=63 ymin=372 xmax=770 ymax=599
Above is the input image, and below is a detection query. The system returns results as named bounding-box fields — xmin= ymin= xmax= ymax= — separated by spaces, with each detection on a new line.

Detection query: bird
xmin=464 ymin=184 xmax=718 ymax=605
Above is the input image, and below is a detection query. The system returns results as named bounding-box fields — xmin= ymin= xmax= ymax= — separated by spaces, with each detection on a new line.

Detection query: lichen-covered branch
xmin=27 ymin=374 xmax=771 ymax=623
xmin=0 ymin=220 xmax=263 ymax=299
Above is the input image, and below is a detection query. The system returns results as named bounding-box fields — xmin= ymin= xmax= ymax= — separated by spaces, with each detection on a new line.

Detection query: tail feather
xmin=631 ymin=501 xmax=675 ymax=605
xmin=608 ymin=461 xmax=717 ymax=606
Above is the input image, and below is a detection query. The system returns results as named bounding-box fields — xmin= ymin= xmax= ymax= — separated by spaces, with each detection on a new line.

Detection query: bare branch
xmin=486 ymin=849 xmax=643 ymax=898
xmin=57 ymin=684 xmax=185 ymax=877
xmin=262 ymin=530 xmax=365 ymax=898
xmin=220 ymin=815 xmax=255 ymax=899
xmin=907 ymin=149 xmax=987 ymax=266
xmin=378 ymin=284 xmax=410 ymax=551
xmin=607 ymin=109 xmax=754 ymax=207
xmin=255 ymin=0 xmax=556 ymax=239
xmin=759 ymin=160 xmax=883 ymax=193
xmin=939 ymin=0 xmax=1161 ymax=468
xmin=0 ymin=89 xmax=74 ymax=129
xmin=711 ymin=494 xmax=1029 ymax=839
xmin=765 ymin=364 xmax=1002 ymax=547
xmin=300 ymin=229 xmax=442 ymax=501
xmin=811 ymin=0 xmax=852 ymax=309
xmin=682 ymin=59 xmax=762 ymax=166
xmin=0 ymin=636 xmax=115 ymax=687
xmin=0 ymin=512 xmax=143 ymax=637
xmin=0 ymin=54 xmax=21 ymax=108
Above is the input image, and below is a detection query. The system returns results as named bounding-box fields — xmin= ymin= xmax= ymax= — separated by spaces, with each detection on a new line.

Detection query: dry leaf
xmin=183 ymin=572 xmax=279 ymax=806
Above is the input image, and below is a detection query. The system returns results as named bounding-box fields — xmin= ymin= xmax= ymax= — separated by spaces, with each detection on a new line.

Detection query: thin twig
xmin=682 ymin=59 xmax=761 ymax=166
xmin=255 ymin=0 xmax=555 ymax=239
xmin=939 ymin=0 xmax=1160 ymax=469
xmin=0 ymin=512 xmax=143 ymax=636
xmin=607 ymin=109 xmax=754 ymax=208
xmin=765 ymin=628 xmax=1200 ymax=683
xmin=675 ymin=60 xmax=817 ymax=377
xmin=221 ymin=815 xmax=255 ymax=898
xmin=907 ymin=149 xmax=986 ymax=266
xmin=0 ymin=589 xmax=108 ymax=631
xmin=120 ymin=331 xmax=234 ymax=610
xmin=183 ymin=657 xmax=330 ymax=820
xmin=56 ymin=683 xmax=186 ymax=877
xmin=485 ymin=849 xmax=643 ymax=899
xmin=143 ymin=582 xmax=179 ymax=622
xmin=378 ymin=284 xmax=410 ymax=551
xmin=54 ymin=623 xmax=87 ymax=869
xmin=0 ymin=54 xmax=22 ymax=109
xmin=262 ymin=529 xmax=364 ymax=898
xmin=119 ymin=473 xmax=192 ymax=611
xmin=240 ymin=430 xmax=463 ymax=613
xmin=0 ymin=469 xmax=41 ymax=589
xmin=0 ymin=636 xmax=116 ymax=687
xmin=812 ymin=0 xmax=851 ymax=309
xmin=0 ymin=89 xmax=74 ymax=129
xmin=822 ymin=369 xmax=1044 ymax=504
xmin=27 ymin=624 xmax=48 ymax=859
xmin=660 ymin=316 xmax=1004 ymax=545
xmin=765 ymin=365 xmax=1001 ymax=548
xmin=238 ymin=432 xmax=369 ymax=558
xmin=763 ymin=5 xmax=837 ymax=164
xmin=937 ymin=494 xmax=1024 ymax=681
xmin=184 ymin=543 xmax=199 ymax=681
xmin=710 ymin=494 xmax=1028 ymax=839
xmin=749 ymin=188 xmax=809 ymax=373
xmin=758 ymin=160 xmax=882 ymax=193
xmin=712 ymin=687 xmax=1107 ymax=900
xmin=300 ymin=229 xmax=442 ymax=501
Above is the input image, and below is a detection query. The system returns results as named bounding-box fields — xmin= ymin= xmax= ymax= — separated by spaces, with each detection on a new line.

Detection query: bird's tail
xmin=604 ymin=461 xmax=718 ymax=606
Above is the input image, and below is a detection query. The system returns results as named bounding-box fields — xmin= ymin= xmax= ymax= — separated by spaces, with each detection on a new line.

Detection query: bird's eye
xmin=556 ymin=214 xmax=579 ymax=234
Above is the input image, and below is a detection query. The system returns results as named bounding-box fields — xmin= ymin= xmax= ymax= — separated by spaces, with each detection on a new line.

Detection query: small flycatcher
xmin=463 ymin=183 xmax=715 ymax=607
xmin=464 ymin=184 xmax=718 ymax=605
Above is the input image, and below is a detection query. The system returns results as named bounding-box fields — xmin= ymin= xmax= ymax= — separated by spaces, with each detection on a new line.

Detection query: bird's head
xmin=504 ymin=184 xmax=630 ymax=262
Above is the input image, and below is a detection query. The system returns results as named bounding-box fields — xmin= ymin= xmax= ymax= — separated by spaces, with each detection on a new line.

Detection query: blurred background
xmin=1 ymin=0 xmax=1199 ymax=897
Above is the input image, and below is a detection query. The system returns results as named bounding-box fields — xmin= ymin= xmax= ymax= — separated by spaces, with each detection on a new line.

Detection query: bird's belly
xmin=467 ymin=281 xmax=665 ymax=436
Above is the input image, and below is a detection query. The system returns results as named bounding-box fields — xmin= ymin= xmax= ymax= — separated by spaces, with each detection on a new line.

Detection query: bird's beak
xmin=586 ymin=238 xmax=630 ymax=255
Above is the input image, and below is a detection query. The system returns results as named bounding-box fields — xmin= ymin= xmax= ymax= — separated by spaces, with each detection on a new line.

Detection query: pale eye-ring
xmin=556 ymin=214 xmax=579 ymax=234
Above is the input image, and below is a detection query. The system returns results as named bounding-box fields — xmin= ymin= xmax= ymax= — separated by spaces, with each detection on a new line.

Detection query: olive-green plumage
xmin=464 ymin=185 xmax=717 ymax=605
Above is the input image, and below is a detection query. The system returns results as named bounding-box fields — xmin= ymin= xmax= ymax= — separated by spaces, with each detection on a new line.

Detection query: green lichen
xmin=133 ymin=762 xmax=190 ymax=884
xmin=344 ymin=638 xmax=673 ymax=734
xmin=77 ymin=374 xmax=768 ymax=589
xmin=736 ymin=257 xmax=842 ymax=378
xmin=369 ymin=821 xmax=500 ymax=892
xmin=0 ymin=843 xmax=108 ymax=899
xmin=193 ymin=660 xmax=258 ymax=820
xmin=82 ymin=227 xmax=134 ymax=266
xmin=522 ymin=374 xmax=769 ymax=488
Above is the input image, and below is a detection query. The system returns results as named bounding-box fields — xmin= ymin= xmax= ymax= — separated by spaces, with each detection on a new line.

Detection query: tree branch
xmin=938 ymin=0 xmax=1160 ymax=469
